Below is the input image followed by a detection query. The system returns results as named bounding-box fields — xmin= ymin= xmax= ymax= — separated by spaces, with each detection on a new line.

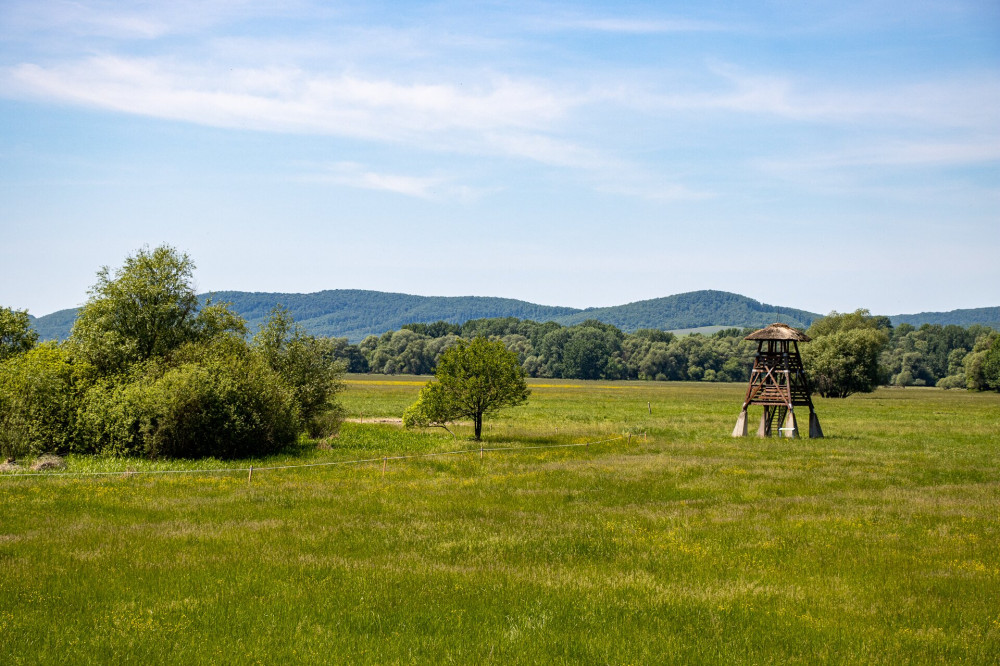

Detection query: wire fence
xmin=0 ymin=433 xmax=641 ymax=481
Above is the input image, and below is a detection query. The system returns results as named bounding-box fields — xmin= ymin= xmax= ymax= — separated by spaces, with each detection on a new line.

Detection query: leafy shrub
xmin=935 ymin=374 xmax=967 ymax=389
xmin=0 ymin=344 xmax=87 ymax=458
xmin=0 ymin=306 xmax=38 ymax=362
xmin=80 ymin=340 xmax=301 ymax=459
xmin=77 ymin=375 xmax=150 ymax=456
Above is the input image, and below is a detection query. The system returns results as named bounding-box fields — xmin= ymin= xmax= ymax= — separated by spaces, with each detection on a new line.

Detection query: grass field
xmin=2 ymin=377 xmax=999 ymax=663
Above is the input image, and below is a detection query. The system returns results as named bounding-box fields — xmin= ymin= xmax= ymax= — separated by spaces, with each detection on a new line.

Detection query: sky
xmin=1 ymin=0 xmax=998 ymax=318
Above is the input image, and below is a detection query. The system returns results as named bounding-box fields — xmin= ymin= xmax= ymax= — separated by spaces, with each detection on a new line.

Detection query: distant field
xmin=668 ymin=325 xmax=734 ymax=336
xmin=2 ymin=379 xmax=999 ymax=663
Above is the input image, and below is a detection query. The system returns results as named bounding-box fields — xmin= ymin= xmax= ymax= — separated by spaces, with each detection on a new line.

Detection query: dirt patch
xmin=345 ymin=417 xmax=475 ymax=427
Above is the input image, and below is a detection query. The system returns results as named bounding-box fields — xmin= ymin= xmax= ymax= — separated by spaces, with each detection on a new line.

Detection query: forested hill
xmin=25 ymin=289 xmax=999 ymax=342
xmin=27 ymin=309 xmax=79 ymax=343
xmin=205 ymin=290 xmax=579 ymax=341
xmin=556 ymin=291 xmax=818 ymax=331
xmin=891 ymin=307 xmax=1000 ymax=330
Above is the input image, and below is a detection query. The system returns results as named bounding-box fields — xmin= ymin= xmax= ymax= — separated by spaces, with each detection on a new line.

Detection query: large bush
xmin=53 ymin=247 xmax=343 ymax=459
xmin=79 ymin=340 xmax=301 ymax=459
xmin=0 ymin=344 xmax=88 ymax=458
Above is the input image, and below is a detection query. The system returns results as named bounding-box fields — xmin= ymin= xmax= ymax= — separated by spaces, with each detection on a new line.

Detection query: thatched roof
xmin=744 ymin=322 xmax=811 ymax=342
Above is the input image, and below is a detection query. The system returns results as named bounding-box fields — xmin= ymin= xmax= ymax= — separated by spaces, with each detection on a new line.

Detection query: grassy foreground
xmin=2 ymin=378 xmax=999 ymax=664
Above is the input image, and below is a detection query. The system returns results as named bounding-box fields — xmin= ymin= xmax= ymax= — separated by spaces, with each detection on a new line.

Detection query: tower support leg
xmin=809 ymin=410 xmax=824 ymax=438
xmin=757 ymin=408 xmax=771 ymax=437
xmin=781 ymin=408 xmax=798 ymax=438
xmin=732 ymin=409 xmax=748 ymax=437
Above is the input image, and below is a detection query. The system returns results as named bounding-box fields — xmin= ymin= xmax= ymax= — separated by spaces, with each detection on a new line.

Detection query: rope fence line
xmin=0 ymin=434 xmax=639 ymax=480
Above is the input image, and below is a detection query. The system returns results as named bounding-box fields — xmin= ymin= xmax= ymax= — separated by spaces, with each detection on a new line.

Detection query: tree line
xmin=323 ymin=313 xmax=999 ymax=392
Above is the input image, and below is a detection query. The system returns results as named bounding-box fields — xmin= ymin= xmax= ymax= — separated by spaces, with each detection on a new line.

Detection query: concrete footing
xmin=780 ymin=409 xmax=798 ymax=438
xmin=731 ymin=410 xmax=748 ymax=437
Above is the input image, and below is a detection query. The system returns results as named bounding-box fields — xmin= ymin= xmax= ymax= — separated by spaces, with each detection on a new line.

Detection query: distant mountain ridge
xmin=890 ymin=307 xmax=1000 ymax=330
xmin=26 ymin=290 xmax=999 ymax=343
xmin=206 ymin=290 xmax=580 ymax=342
xmin=558 ymin=291 xmax=819 ymax=331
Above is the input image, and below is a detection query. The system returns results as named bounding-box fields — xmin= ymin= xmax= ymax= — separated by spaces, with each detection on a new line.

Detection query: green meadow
xmin=2 ymin=378 xmax=998 ymax=664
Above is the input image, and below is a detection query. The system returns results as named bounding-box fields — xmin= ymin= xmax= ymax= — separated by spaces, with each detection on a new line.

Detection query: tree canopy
xmin=0 ymin=306 xmax=38 ymax=362
xmin=404 ymin=337 xmax=529 ymax=440
xmin=803 ymin=310 xmax=890 ymax=398
xmin=69 ymin=245 xmax=246 ymax=374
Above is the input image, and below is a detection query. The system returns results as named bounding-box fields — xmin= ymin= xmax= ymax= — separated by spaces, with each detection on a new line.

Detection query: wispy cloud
xmin=0 ymin=0 xmax=294 ymax=40
xmin=765 ymin=139 xmax=1000 ymax=171
xmin=3 ymin=54 xmax=571 ymax=138
xmin=306 ymin=162 xmax=446 ymax=199
xmin=627 ymin=64 xmax=1000 ymax=129
xmin=302 ymin=162 xmax=495 ymax=201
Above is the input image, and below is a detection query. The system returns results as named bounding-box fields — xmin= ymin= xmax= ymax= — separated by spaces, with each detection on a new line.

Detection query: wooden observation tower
xmin=732 ymin=323 xmax=823 ymax=438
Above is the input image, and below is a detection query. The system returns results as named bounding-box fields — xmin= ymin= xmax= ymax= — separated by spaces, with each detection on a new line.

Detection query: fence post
xmin=382 ymin=457 xmax=387 ymax=477
xmin=248 ymin=465 xmax=253 ymax=486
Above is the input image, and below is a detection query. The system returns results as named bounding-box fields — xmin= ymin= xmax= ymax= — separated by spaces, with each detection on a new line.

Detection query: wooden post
xmin=628 ymin=433 xmax=632 ymax=445
xmin=381 ymin=457 xmax=387 ymax=477
xmin=648 ymin=402 xmax=651 ymax=414
xmin=248 ymin=465 xmax=253 ymax=486
xmin=480 ymin=444 xmax=483 ymax=460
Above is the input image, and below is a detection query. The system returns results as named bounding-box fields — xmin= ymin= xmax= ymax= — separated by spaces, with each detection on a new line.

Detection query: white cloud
xmin=303 ymin=162 xmax=496 ymax=202
xmin=1 ymin=53 xmax=630 ymax=172
xmin=0 ymin=56 xmax=572 ymax=141
xmin=2 ymin=55 xmax=571 ymax=137
xmin=308 ymin=162 xmax=445 ymax=199
xmin=628 ymin=64 xmax=1000 ymax=130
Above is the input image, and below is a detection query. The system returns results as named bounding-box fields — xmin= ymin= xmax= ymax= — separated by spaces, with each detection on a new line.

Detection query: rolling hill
xmin=555 ymin=290 xmax=818 ymax=331
xmin=205 ymin=290 xmax=579 ymax=342
xmin=25 ymin=290 xmax=998 ymax=343
xmin=890 ymin=307 xmax=1000 ymax=330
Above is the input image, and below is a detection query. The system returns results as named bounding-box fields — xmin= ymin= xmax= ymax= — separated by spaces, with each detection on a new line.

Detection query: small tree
xmin=404 ymin=337 xmax=529 ymax=440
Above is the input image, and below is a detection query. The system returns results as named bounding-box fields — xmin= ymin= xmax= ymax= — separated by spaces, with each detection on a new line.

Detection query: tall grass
xmin=1 ymin=378 xmax=998 ymax=663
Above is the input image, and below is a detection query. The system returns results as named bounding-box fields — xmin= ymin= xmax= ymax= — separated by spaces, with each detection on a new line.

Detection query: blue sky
xmin=1 ymin=0 xmax=998 ymax=318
